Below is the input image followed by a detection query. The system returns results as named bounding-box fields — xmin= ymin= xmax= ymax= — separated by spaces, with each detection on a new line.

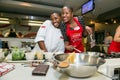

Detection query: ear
xmin=71 ymin=12 xmax=74 ymax=17
xmin=71 ymin=12 xmax=74 ymax=18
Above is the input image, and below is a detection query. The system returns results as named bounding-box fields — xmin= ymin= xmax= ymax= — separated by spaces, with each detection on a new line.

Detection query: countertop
xmin=0 ymin=38 xmax=34 ymax=42
xmin=98 ymin=58 xmax=120 ymax=78
xmin=0 ymin=63 xmax=112 ymax=80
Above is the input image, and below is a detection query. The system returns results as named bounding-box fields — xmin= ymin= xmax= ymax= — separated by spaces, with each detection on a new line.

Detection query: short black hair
xmin=18 ymin=32 xmax=22 ymax=36
xmin=50 ymin=12 xmax=61 ymax=17
xmin=63 ymin=6 xmax=73 ymax=12
xmin=106 ymin=32 xmax=111 ymax=35
xmin=10 ymin=28 xmax=13 ymax=32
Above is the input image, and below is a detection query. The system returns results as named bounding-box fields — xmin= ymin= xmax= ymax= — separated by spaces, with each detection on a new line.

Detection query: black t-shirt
xmin=8 ymin=32 xmax=17 ymax=37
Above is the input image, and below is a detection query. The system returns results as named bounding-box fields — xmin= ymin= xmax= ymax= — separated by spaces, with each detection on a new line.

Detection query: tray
xmin=4 ymin=54 xmax=44 ymax=63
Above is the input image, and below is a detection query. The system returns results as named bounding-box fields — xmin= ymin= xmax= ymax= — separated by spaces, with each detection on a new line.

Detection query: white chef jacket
xmin=33 ymin=20 xmax=64 ymax=52
xmin=104 ymin=36 xmax=113 ymax=45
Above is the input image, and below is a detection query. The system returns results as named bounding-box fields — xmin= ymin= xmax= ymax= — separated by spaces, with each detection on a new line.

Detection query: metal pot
xmin=53 ymin=53 xmax=105 ymax=78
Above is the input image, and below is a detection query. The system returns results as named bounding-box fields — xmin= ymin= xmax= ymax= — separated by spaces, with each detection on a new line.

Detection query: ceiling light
xmin=20 ymin=2 xmax=31 ymax=7
xmin=29 ymin=16 xmax=34 ymax=20
xmin=0 ymin=18 xmax=9 ymax=20
xmin=113 ymin=20 xmax=116 ymax=23
xmin=0 ymin=21 xmax=9 ymax=24
xmin=105 ymin=22 xmax=108 ymax=24
xmin=28 ymin=20 xmax=43 ymax=24
xmin=90 ymin=20 xmax=94 ymax=24
xmin=28 ymin=23 xmax=42 ymax=26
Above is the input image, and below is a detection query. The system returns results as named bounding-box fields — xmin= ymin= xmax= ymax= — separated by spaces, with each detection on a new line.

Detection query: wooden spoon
xmin=58 ymin=61 xmax=69 ymax=68
xmin=58 ymin=53 xmax=75 ymax=68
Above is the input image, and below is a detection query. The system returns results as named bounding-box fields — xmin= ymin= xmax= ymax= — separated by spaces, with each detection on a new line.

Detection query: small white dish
xmin=25 ymin=52 xmax=35 ymax=60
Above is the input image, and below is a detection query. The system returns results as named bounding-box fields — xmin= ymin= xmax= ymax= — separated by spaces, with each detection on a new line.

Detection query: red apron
xmin=108 ymin=40 xmax=120 ymax=54
xmin=65 ymin=18 xmax=84 ymax=53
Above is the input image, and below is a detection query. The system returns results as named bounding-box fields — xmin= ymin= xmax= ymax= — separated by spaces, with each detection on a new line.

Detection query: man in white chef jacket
xmin=33 ymin=13 xmax=64 ymax=54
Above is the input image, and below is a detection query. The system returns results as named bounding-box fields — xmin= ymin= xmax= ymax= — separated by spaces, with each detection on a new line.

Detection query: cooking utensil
xmin=58 ymin=61 xmax=69 ymax=68
xmin=58 ymin=53 xmax=75 ymax=68
xmin=53 ymin=53 xmax=105 ymax=77
xmin=89 ymin=34 xmax=96 ymax=48
xmin=86 ymin=52 xmax=106 ymax=59
xmin=73 ymin=47 xmax=82 ymax=53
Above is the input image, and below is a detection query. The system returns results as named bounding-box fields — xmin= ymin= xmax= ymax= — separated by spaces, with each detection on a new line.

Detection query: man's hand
xmin=85 ymin=26 xmax=93 ymax=35
xmin=65 ymin=45 xmax=74 ymax=51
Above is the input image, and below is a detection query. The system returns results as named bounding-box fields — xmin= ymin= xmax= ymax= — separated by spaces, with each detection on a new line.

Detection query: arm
xmin=38 ymin=41 xmax=48 ymax=52
xmin=85 ymin=26 xmax=93 ymax=35
xmin=65 ymin=41 xmax=74 ymax=51
xmin=77 ymin=16 xmax=93 ymax=36
xmin=109 ymin=36 xmax=113 ymax=44
xmin=34 ymin=20 xmax=50 ymax=51
xmin=77 ymin=16 xmax=88 ymax=37
xmin=114 ymin=25 xmax=120 ymax=42
xmin=4 ymin=32 xmax=9 ymax=37
xmin=59 ymin=22 xmax=74 ymax=52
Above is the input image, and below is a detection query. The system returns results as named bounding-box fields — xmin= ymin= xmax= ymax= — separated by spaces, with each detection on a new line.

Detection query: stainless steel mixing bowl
xmin=53 ymin=53 xmax=105 ymax=77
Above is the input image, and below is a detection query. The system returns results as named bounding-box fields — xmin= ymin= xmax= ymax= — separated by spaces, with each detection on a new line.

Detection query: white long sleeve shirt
xmin=104 ymin=36 xmax=113 ymax=45
xmin=33 ymin=20 xmax=64 ymax=52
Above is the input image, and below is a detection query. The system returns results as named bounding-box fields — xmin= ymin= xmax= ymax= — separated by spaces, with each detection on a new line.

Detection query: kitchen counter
xmin=98 ymin=58 xmax=120 ymax=78
xmin=96 ymin=44 xmax=109 ymax=53
xmin=0 ymin=38 xmax=34 ymax=42
xmin=0 ymin=63 xmax=112 ymax=80
xmin=0 ymin=38 xmax=35 ymax=48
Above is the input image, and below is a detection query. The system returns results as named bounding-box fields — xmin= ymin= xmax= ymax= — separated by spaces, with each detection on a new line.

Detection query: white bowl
xmin=25 ymin=52 xmax=35 ymax=60
xmin=43 ymin=52 xmax=53 ymax=60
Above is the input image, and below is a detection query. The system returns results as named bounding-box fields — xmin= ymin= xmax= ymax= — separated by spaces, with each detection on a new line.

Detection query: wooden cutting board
xmin=32 ymin=64 xmax=49 ymax=76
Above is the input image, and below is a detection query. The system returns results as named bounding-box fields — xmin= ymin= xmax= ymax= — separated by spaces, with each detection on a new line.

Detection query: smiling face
xmin=50 ymin=13 xmax=61 ymax=28
xmin=61 ymin=6 xmax=73 ymax=23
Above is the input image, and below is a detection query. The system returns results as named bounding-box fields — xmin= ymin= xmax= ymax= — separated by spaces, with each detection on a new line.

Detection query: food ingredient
xmin=12 ymin=47 xmax=25 ymax=60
